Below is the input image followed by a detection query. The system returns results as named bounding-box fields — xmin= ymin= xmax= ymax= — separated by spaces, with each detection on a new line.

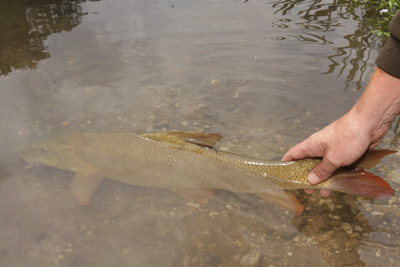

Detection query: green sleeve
xmin=376 ymin=12 xmax=400 ymax=79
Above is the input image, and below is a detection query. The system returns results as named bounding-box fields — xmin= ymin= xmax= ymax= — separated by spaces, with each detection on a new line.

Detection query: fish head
xmin=19 ymin=137 xmax=79 ymax=170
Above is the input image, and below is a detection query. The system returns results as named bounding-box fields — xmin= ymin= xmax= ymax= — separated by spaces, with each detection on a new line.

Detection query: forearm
xmin=351 ymin=67 xmax=400 ymax=146
xmin=362 ymin=12 xmax=400 ymax=139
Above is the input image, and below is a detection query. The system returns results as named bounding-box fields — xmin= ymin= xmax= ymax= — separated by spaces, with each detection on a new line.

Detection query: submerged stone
xmin=240 ymin=250 xmax=261 ymax=267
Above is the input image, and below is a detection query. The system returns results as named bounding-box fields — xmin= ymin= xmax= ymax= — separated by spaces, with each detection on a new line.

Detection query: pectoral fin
xmin=172 ymin=188 xmax=215 ymax=205
xmin=255 ymin=191 xmax=304 ymax=213
xmin=138 ymin=131 xmax=223 ymax=148
xmin=70 ymin=171 xmax=103 ymax=205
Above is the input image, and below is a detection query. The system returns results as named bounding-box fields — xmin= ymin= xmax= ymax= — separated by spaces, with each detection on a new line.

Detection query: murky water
xmin=1 ymin=0 xmax=399 ymax=266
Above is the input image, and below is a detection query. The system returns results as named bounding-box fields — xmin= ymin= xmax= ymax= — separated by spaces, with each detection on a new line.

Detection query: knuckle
xmin=316 ymin=166 xmax=331 ymax=179
xmin=324 ymin=154 xmax=342 ymax=168
xmin=316 ymin=156 xmax=341 ymax=178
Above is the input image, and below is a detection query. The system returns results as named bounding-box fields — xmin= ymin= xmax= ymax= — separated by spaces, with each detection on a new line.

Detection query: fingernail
xmin=308 ymin=173 xmax=320 ymax=184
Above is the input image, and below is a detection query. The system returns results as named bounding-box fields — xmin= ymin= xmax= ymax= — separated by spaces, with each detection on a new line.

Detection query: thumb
xmin=308 ymin=157 xmax=339 ymax=184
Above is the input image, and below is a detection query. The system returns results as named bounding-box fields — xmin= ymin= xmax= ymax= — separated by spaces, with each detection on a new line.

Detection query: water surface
xmin=1 ymin=0 xmax=399 ymax=266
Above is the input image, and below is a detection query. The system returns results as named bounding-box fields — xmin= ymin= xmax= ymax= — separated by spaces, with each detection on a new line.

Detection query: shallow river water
xmin=1 ymin=0 xmax=400 ymax=266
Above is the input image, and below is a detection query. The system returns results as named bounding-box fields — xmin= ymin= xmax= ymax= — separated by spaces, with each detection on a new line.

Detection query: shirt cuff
xmin=376 ymin=35 xmax=400 ymax=79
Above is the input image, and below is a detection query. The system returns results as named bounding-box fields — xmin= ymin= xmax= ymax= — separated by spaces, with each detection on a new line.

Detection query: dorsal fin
xmin=138 ymin=131 xmax=223 ymax=148
xmin=350 ymin=149 xmax=397 ymax=169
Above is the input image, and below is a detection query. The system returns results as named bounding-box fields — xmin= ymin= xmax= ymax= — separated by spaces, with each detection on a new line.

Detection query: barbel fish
xmin=19 ymin=131 xmax=395 ymax=213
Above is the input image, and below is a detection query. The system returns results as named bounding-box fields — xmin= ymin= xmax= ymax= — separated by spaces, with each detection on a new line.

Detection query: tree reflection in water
xmin=0 ymin=0 xmax=96 ymax=76
xmin=269 ymin=0 xmax=386 ymax=90
xmin=1 ymin=0 xmax=389 ymax=90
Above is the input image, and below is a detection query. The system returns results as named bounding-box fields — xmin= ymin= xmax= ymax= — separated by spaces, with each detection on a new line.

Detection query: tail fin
xmin=330 ymin=169 xmax=394 ymax=199
xmin=350 ymin=149 xmax=397 ymax=169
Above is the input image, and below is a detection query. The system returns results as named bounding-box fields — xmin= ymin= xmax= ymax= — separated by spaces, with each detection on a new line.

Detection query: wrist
xmin=352 ymin=68 xmax=400 ymax=134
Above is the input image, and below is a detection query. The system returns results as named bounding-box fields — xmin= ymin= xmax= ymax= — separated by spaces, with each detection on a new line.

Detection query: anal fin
xmin=70 ymin=171 xmax=103 ymax=205
xmin=255 ymin=191 xmax=305 ymax=213
xmin=172 ymin=188 xmax=215 ymax=205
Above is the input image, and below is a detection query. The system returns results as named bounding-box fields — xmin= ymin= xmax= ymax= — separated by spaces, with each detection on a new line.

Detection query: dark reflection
xmin=0 ymin=0 xmax=98 ymax=76
xmin=270 ymin=0 xmax=385 ymax=90
xmin=291 ymin=192 xmax=374 ymax=266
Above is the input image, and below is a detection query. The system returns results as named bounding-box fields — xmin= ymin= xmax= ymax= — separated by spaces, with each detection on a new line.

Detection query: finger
xmin=282 ymin=139 xmax=325 ymax=161
xmin=304 ymin=189 xmax=315 ymax=195
xmin=308 ymin=157 xmax=339 ymax=184
xmin=319 ymin=189 xmax=331 ymax=197
xmin=282 ymin=143 xmax=312 ymax=161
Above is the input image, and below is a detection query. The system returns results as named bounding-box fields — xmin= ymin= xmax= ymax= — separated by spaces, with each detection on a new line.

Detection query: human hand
xmin=282 ymin=67 xmax=400 ymax=194
xmin=282 ymin=111 xmax=376 ymax=197
xmin=282 ymin=111 xmax=380 ymax=183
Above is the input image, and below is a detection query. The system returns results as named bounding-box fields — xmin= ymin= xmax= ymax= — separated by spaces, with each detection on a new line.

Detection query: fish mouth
xmin=18 ymin=153 xmax=36 ymax=168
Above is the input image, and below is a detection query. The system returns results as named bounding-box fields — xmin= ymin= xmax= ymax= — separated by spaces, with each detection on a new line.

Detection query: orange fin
xmin=70 ymin=171 xmax=103 ymax=205
xmin=255 ymin=191 xmax=305 ymax=213
xmin=330 ymin=169 xmax=394 ymax=199
xmin=139 ymin=131 xmax=223 ymax=147
xmin=172 ymin=188 xmax=215 ymax=205
xmin=350 ymin=149 xmax=397 ymax=169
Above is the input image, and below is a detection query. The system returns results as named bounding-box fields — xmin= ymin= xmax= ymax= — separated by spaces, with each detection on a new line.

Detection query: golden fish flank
xmin=19 ymin=131 xmax=395 ymax=213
